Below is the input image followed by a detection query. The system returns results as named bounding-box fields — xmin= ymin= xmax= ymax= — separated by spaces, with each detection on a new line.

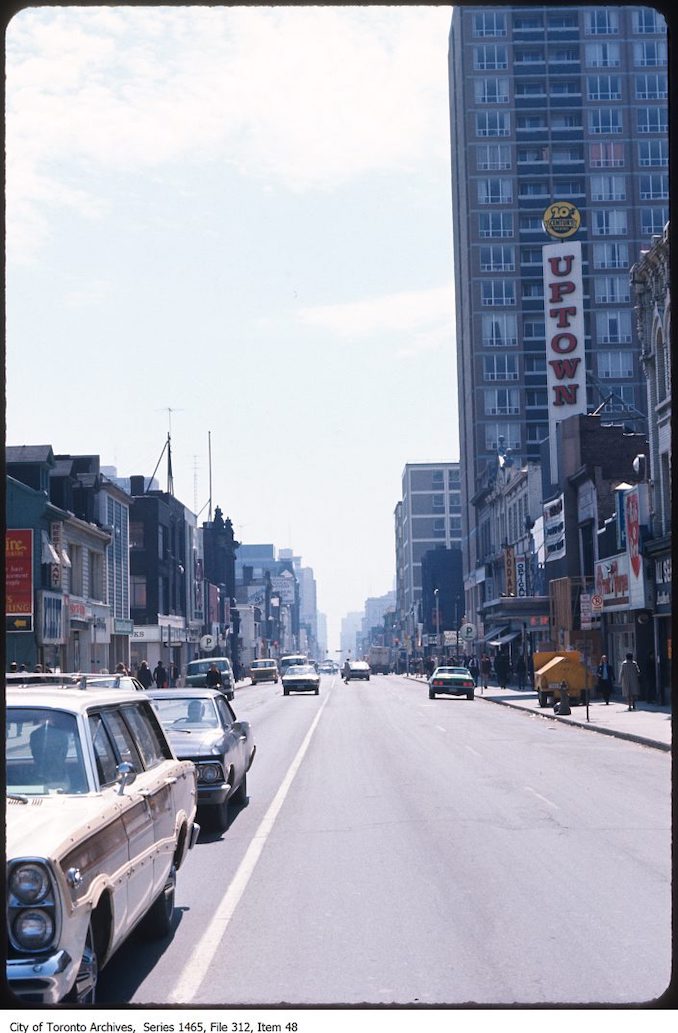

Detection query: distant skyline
xmin=5 ymin=5 xmax=458 ymax=651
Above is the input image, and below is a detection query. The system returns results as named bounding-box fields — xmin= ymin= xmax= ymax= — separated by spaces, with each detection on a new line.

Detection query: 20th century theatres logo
xmin=542 ymin=201 xmax=581 ymax=239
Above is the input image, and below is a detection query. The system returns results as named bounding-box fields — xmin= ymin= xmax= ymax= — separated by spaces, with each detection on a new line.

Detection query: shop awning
xmin=488 ymin=629 xmax=523 ymax=647
xmin=41 ymin=533 xmax=60 ymax=565
xmin=477 ymin=626 xmax=508 ymax=644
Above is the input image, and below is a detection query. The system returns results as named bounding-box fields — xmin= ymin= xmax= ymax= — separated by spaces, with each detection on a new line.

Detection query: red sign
xmin=625 ymin=491 xmax=641 ymax=578
xmin=6 ymin=530 xmax=34 ymax=617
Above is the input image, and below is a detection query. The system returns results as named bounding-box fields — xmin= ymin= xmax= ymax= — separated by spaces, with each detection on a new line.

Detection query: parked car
xmin=185 ymin=657 xmax=234 ymax=700
xmin=428 ymin=666 xmax=475 ymax=700
xmin=6 ymin=681 xmax=199 ymax=1005
xmin=248 ymin=658 xmax=279 ymax=684
xmin=344 ymin=661 xmax=371 ymax=682
xmin=149 ymin=688 xmax=255 ymax=833
xmin=6 ymin=672 xmax=146 ymax=692
xmin=282 ymin=664 xmax=320 ymax=696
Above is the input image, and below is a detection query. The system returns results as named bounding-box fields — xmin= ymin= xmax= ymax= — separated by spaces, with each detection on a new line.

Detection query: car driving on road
xmin=6 ymin=681 xmax=199 ymax=1005
xmin=185 ymin=657 xmax=235 ymax=700
xmin=281 ymin=663 xmax=320 ymax=696
xmin=149 ymin=688 xmax=255 ymax=832
xmin=343 ymin=661 xmax=371 ymax=682
xmin=428 ymin=666 xmax=475 ymax=700
xmin=248 ymin=658 xmax=279 ymax=684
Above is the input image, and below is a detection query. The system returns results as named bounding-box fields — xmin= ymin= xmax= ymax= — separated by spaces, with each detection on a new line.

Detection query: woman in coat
xmin=619 ymin=653 xmax=641 ymax=710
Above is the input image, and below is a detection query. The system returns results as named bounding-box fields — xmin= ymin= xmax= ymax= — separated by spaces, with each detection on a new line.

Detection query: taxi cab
xmin=6 ymin=679 xmax=199 ymax=1004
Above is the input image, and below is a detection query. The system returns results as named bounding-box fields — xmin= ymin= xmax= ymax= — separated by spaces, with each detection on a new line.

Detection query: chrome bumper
xmin=7 ymin=949 xmax=75 ymax=1004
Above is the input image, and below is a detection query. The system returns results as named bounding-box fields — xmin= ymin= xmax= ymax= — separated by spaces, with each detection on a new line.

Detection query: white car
xmin=6 ymin=682 xmax=199 ymax=1004
xmin=281 ymin=664 xmax=320 ymax=696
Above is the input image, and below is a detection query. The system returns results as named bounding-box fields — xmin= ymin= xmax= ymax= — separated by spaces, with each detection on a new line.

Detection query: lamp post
xmin=434 ymin=588 xmax=441 ymax=656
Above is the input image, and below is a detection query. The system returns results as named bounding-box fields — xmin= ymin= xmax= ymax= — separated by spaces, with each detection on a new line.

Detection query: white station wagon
xmin=6 ymin=681 xmax=199 ymax=1004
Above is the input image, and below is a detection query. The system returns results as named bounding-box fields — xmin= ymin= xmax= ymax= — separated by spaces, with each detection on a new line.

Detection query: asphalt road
xmin=97 ymin=673 xmax=672 ymax=1007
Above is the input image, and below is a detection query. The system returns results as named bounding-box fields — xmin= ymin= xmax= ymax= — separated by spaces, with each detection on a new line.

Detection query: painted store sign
xmin=6 ymin=530 xmax=34 ymax=632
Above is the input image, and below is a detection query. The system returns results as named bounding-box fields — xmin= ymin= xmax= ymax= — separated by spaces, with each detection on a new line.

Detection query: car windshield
xmin=187 ymin=660 xmax=229 ymax=676
xmin=6 ymin=708 xmax=89 ymax=795
xmin=153 ymin=696 xmax=220 ymax=729
xmin=252 ymin=661 xmax=275 ymax=668
xmin=351 ymin=662 xmax=368 ymax=669
xmin=285 ymin=665 xmax=315 ymax=675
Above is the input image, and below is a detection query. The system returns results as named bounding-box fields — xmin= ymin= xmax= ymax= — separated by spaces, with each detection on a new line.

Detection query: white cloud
xmin=297 ymin=284 xmax=454 ymax=345
xmin=6 ymin=6 xmax=454 ymax=260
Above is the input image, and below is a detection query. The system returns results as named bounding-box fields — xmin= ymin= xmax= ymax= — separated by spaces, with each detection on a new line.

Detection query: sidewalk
xmin=406 ymin=675 xmax=672 ymax=752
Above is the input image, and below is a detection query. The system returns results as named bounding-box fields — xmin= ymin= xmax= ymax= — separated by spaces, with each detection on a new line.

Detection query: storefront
xmin=648 ymin=542 xmax=671 ymax=705
xmin=36 ymin=590 xmax=66 ymax=672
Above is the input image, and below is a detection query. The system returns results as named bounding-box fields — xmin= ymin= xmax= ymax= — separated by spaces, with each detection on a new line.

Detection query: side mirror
xmin=116 ymin=760 xmax=137 ymax=795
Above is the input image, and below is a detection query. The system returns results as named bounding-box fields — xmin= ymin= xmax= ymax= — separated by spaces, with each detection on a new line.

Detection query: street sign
xmin=200 ymin=634 xmax=216 ymax=652
xmin=591 ymin=593 xmax=603 ymax=612
xmin=459 ymin=623 xmax=476 ymax=641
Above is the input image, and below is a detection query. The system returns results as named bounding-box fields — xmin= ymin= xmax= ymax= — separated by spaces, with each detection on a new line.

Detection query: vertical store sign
xmin=515 ymin=557 xmax=529 ymax=597
xmin=6 ymin=530 xmax=34 ymax=631
xmin=542 ymin=203 xmax=586 ymax=487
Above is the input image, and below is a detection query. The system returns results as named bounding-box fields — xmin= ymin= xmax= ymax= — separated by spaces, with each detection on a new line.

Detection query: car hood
xmin=7 ymin=793 xmax=128 ymax=862
xmin=164 ymin=727 xmax=228 ymax=758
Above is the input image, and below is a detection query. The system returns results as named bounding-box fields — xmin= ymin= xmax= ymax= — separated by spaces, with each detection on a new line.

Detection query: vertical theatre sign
xmin=542 ymin=203 xmax=587 ymax=485
xmin=6 ymin=529 xmax=34 ymax=632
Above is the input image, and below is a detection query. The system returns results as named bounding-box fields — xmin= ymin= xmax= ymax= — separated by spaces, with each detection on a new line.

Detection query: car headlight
xmin=198 ymin=763 xmax=223 ymax=783
xmin=12 ymin=909 xmax=55 ymax=950
xmin=10 ymin=863 xmax=50 ymax=904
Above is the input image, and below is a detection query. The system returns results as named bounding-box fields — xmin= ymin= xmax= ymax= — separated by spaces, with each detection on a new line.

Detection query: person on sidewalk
xmin=494 ymin=651 xmax=509 ymax=690
xmin=619 ymin=652 xmax=641 ymax=710
xmin=596 ymin=654 xmax=614 ymax=704
xmin=479 ymin=654 xmax=491 ymax=694
xmin=137 ymin=660 xmax=154 ymax=690
xmin=515 ymin=654 xmax=527 ymax=692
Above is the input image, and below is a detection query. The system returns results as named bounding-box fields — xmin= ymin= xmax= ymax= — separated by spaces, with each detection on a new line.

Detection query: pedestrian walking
xmin=479 ymin=653 xmax=491 ymax=694
xmin=115 ymin=662 xmax=128 ymax=676
xmin=494 ymin=651 xmax=509 ymax=690
xmin=206 ymin=662 xmax=223 ymax=690
xmin=619 ymin=652 xmax=641 ymax=710
xmin=137 ymin=660 xmax=154 ymax=689
xmin=596 ymin=654 xmax=614 ymax=704
xmin=153 ymin=660 xmax=168 ymax=688
xmin=468 ymin=656 xmax=479 ymax=685
xmin=515 ymin=654 xmax=527 ymax=691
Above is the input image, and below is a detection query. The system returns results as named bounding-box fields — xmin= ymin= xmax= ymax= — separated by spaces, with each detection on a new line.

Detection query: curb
xmin=406 ymin=674 xmax=670 ymax=753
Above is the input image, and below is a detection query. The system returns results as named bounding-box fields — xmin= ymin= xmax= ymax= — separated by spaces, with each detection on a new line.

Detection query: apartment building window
xmin=639 ymin=174 xmax=668 ymax=200
xmin=518 ymin=146 xmax=547 ymax=164
xmin=634 ymin=42 xmax=667 ymax=67
xmin=591 ymin=175 xmax=626 ymax=201
xmin=547 ymin=13 xmax=576 ymax=30
xmin=482 ymin=313 xmax=517 ymax=347
xmin=515 ymin=82 xmax=544 ymax=97
xmin=590 ymin=109 xmax=622 ymax=134
xmin=553 ymin=180 xmax=584 ymax=196
xmin=551 ymin=113 xmax=581 ymax=130
xmin=432 ymin=494 xmax=445 ymax=511
xmin=485 ymin=423 xmax=520 ymax=451
xmin=635 ymin=73 xmax=667 ymax=100
xmin=596 ymin=312 xmax=632 ymax=346
xmin=479 ymin=212 xmax=513 ymax=238
xmin=594 ymin=275 xmax=630 ymax=304
xmin=129 ymin=521 xmax=145 ymax=549
xmin=526 ymin=388 xmax=548 ymax=407
xmin=516 ymin=115 xmax=547 ymax=130
xmin=477 ymin=143 xmax=511 ymax=170
xmin=514 ymin=48 xmax=545 ymax=66
xmin=552 ymin=144 xmax=584 ymax=162
xmin=481 ymin=280 xmax=516 ymax=306
xmin=476 ymin=111 xmax=510 ymax=137
xmin=478 ymin=178 xmax=512 ymax=204
xmin=472 ymin=11 xmax=506 ymax=37
xmin=633 ymin=9 xmax=665 ymax=34
xmin=523 ymin=322 xmax=545 ymax=342
xmin=475 ymin=78 xmax=509 ymax=104
xmin=640 ymin=207 xmax=668 ymax=236
xmin=480 ymin=245 xmax=515 ymax=272
xmin=585 ymin=42 xmax=620 ymax=67
xmin=519 ymin=181 xmax=549 ymax=198
xmin=519 ymin=215 xmax=545 ymax=232
xmin=70 ymin=545 xmax=83 ymax=596
xmin=589 ymin=141 xmax=624 ymax=167
xmin=485 ymin=388 xmax=520 ymax=416
xmin=638 ymin=140 xmax=667 ymax=166
xmin=474 ymin=45 xmax=508 ymax=70
xmin=89 ymin=550 xmax=105 ymax=602
xmin=520 ymin=247 xmax=542 ymax=266
xmin=550 ymin=81 xmax=580 ymax=96
xmin=158 ymin=524 xmax=166 ymax=560
xmin=637 ymin=107 xmax=668 ymax=133
xmin=527 ymin=424 xmax=548 ymax=444
xmin=549 ymin=48 xmax=579 ymax=64
xmin=592 ymin=209 xmax=627 ymax=236
xmin=484 ymin=354 xmax=518 ymax=381
xmin=593 ymin=241 xmax=629 ymax=269
xmin=522 ymin=282 xmax=543 ymax=299
xmin=587 ymin=75 xmax=622 ymax=101
xmin=514 ymin=14 xmax=543 ymax=30
xmin=433 ymin=520 xmax=446 ymax=539
xmin=131 ymin=575 xmax=147 ymax=609
xmin=586 ymin=9 xmax=619 ymax=35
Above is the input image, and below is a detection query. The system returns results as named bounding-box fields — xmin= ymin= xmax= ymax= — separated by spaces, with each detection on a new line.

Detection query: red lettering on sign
xmin=547 ymin=254 xmax=575 ymax=277
xmin=553 ymin=383 xmax=579 ymax=406
xmin=549 ymin=281 xmax=575 ymax=304
xmin=549 ymin=358 xmax=581 ymax=380
xmin=549 ymin=306 xmax=577 ymax=328
xmin=550 ymin=332 xmax=577 ymax=354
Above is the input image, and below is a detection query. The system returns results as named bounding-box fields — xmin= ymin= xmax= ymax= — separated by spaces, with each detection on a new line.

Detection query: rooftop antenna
xmin=208 ymin=430 xmax=213 ymax=523
xmin=155 ymin=407 xmax=184 ymax=495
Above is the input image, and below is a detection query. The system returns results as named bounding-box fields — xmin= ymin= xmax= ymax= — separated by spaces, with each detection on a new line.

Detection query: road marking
xmin=436 ymin=725 xmax=447 ymax=733
xmin=523 ymin=786 xmax=558 ymax=809
xmin=170 ymin=691 xmax=330 ymax=1003
xmin=465 ymin=744 xmax=481 ymax=757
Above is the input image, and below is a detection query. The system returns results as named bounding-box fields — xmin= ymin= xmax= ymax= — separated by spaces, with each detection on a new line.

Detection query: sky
xmin=5 ymin=4 xmax=459 ymax=652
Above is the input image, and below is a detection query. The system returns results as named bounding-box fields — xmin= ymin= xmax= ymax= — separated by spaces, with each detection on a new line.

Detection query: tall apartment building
xmin=448 ymin=5 xmax=668 ymax=614
xmin=394 ymin=463 xmax=463 ymax=629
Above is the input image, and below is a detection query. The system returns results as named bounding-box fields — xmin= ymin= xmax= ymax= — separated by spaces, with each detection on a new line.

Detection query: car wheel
xmin=315 ymin=687 xmax=319 ymax=695
xmin=231 ymin=771 xmax=248 ymax=806
xmin=283 ymin=688 xmax=289 ymax=696
xmin=65 ymin=920 xmax=98 ymax=1003
xmin=141 ymin=866 xmax=176 ymax=939
xmin=467 ymin=691 xmax=474 ymax=700
xmin=538 ymin=691 xmax=548 ymax=708
xmin=208 ymin=797 xmax=230 ymax=832
xmin=429 ymin=690 xmax=435 ymax=699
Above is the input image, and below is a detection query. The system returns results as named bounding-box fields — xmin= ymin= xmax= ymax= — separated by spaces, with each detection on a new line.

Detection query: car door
xmin=214 ymin=695 xmax=248 ymax=791
xmin=88 ymin=709 xmax=155 ymax=932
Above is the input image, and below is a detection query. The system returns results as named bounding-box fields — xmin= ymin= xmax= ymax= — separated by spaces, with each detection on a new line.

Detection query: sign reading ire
xmin=543 ymin=239 xmax=587 ymax=485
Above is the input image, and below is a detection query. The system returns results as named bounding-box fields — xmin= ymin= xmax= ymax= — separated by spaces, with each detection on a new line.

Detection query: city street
xmin=97 ymin=672 xmax=672 ymax=1007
